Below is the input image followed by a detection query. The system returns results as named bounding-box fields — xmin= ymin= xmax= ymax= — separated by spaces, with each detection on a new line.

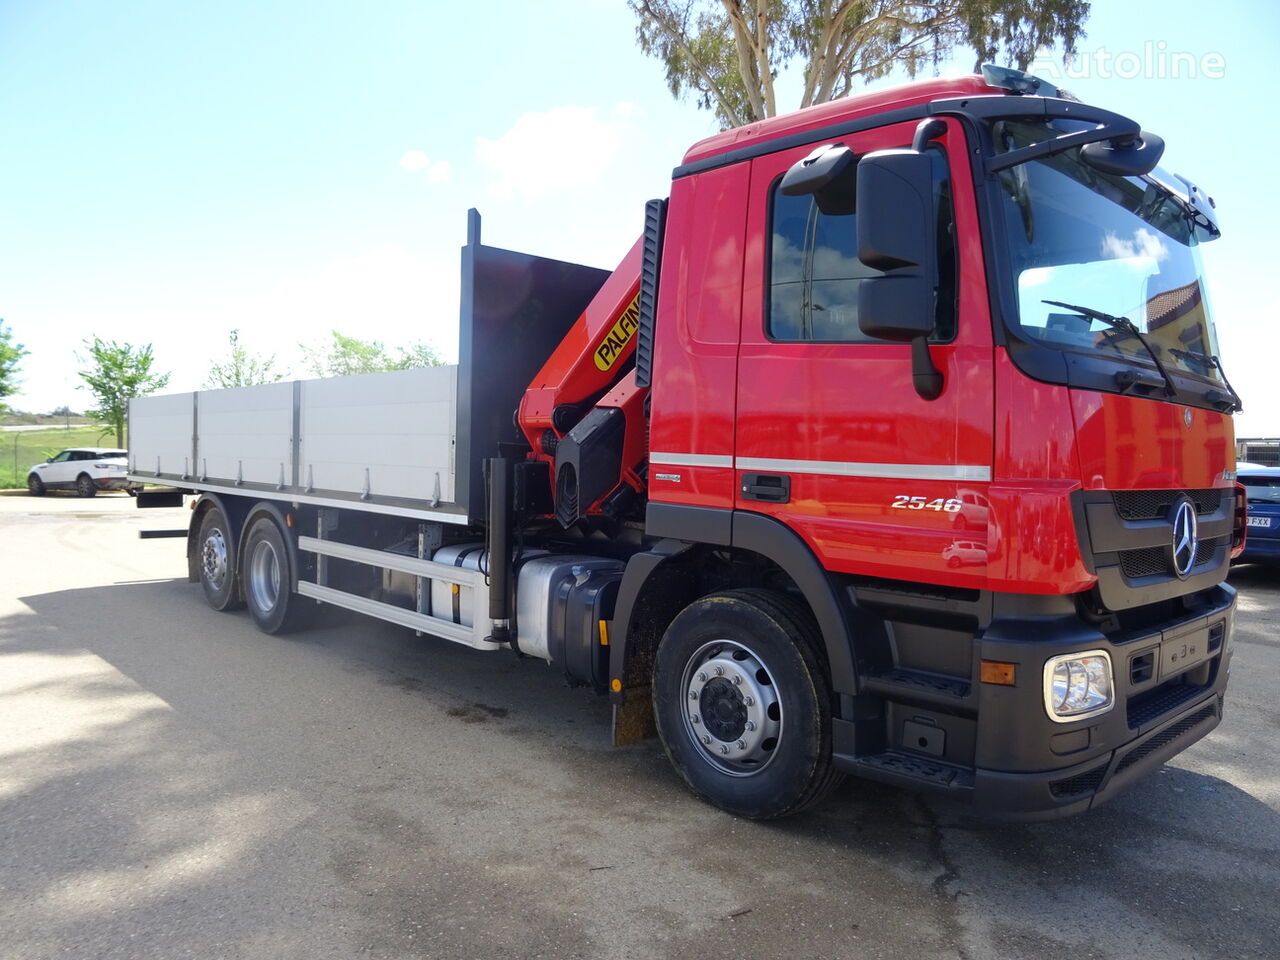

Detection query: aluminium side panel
xmin=128 ymin=392 xmax=196 ymax=479
xmin=197 ymin=381 xmax=294 ymax=486
xmin=299 ymin=366 xmax=456 ymax=504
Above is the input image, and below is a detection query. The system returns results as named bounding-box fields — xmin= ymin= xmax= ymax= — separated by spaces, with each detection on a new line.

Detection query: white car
xmin=26 ymin=447 xmax=138 ymax=497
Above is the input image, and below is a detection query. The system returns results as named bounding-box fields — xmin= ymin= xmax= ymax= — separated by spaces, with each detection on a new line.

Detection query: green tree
xmin=204 ymin=329 xmax=286 ymax=388
xmin=629 ymin=0 xmax=1089 ymax=128
xmin=0 ymin=319 xmax=29 ymax=415
xmin=301 ymin=331 xmax=443 ymax=378
xmin=77 ymin=337 xmax=171 ymax=448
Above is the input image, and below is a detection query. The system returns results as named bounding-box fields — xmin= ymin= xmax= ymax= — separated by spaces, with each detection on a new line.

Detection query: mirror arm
xmin=911 ymin=336 xmax=943 ymax=401
xmin=912 ymin=118 xmax=948 ymax=152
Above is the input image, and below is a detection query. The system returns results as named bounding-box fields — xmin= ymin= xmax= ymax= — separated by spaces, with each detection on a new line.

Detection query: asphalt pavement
xmin=1 ymin=492 xmax=1277 ymax=960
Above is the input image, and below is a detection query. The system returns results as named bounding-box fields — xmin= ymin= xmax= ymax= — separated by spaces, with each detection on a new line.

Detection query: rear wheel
xmin=27 ymin=474 xmax=45 ymax=496
xmin=197 ymin=506 xmax=242 ymax=611
xmin=652 ymin=588 xmax=841 ymax=819
xmin=75 ymin=473 xmax=96 ymax=498
xmin=242 ymin=514 xmax=309 ymax=634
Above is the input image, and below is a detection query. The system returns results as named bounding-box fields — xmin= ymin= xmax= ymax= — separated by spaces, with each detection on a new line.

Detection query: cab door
xmin=734 ymin=118 xmax=994 ymax=586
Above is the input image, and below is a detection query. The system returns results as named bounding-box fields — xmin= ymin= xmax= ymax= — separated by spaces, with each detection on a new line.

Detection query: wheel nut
xmin=691 ymin=715 xmax=700 ymax=724
xmin=732 ymin=675 xmax=741 ymax=685
xmin=714 ymin=665 xmax=724 ymax=676
xmin=719 ymin=745 xmax=730 ymax=755
xmin=697 ymin=672 xmax=708 ymax=683
xmin=737 ymin=740 xmax=747 ymax=750
xmin=743 ymin=696 xmax=755 ymax=707
xmin=701 ymin=735 xmax=711 ymax=745
xmin=745 ymin=721 xmax=756 ymax=732
xmin=689 ymin=690 xmax=699 ymax=700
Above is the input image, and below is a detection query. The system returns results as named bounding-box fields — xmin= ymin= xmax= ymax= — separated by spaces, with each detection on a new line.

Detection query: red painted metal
xmin=517 ymin=72 xmax=1236 ymax=598
xmin=647 ymin=162 xmax=750 ymax=511
xmin=729 ymin=117 xmax=995 ymax=588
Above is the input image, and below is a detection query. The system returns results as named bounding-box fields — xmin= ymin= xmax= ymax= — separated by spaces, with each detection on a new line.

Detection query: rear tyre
xmin=75 ymin=473 xmax=96 ymax=498
xmin=242 ymin=514 xmax=309 ymax=635
xmin=652 ymin=588 xmax=842 ymax=819
xmin=27 ymin=474 xmax=46 ymax=496
xmin=197 ymin=506 xmax=242 ymax=611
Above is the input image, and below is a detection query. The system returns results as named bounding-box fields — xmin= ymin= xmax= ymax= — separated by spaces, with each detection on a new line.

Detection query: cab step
xmin=859 ymin=667 xmax=971 ymax=707
xmin=844 ymin=749 xmax=975 ymax=793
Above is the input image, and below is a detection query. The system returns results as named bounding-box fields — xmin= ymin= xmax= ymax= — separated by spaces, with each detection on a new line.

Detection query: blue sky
xmin=2 ymin=1 xmax=1276 ymax=437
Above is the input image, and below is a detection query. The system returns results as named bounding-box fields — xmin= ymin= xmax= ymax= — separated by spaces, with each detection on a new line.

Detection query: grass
xmin=0 ymin=425 xmax=122 ymax=490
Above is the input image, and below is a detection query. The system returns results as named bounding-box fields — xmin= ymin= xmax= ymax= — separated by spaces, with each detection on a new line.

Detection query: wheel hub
xmin=202 ymin=530 xmax=228 ymax=589
xmin=699 ymin=678 xmax=748 ymax=741
xmin=681 ymin=641 xmax=783 ymax=777
xmin=247 ymin=539 xmax=280 ymax=612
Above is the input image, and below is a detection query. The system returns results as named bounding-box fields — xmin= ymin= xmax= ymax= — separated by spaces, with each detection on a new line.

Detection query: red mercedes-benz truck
xmin=130 ymin=66 xmax=1244 ymax=820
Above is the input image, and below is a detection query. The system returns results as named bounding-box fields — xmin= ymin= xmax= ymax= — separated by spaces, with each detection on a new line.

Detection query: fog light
xmin=1043 ymin=650 xmax=1114 ymax=723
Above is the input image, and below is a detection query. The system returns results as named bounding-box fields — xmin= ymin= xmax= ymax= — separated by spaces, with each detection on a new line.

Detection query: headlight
xmin=1043 ymin=650 xmax=1114 ymax=722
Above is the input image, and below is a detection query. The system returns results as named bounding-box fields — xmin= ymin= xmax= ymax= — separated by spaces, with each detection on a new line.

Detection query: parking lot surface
xmin=1 ymin=492 xmax=1277 ymax=959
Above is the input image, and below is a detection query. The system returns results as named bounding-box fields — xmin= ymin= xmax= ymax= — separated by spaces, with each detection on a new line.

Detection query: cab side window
xmin=767 ymin=147 xmax=956 ymax=342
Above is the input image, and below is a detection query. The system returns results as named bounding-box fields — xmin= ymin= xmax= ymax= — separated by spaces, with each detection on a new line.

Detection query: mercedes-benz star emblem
xmin=1171 ymin=499 xmax=1198 ymax=579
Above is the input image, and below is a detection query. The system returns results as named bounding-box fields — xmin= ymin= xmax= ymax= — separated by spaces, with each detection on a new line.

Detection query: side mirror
xmin=855 ymin=149 xmax=937 ymax=342
xmin=1080 ymin=131 xmax=1164 ymax=177
xmin=780 ymin=143 xmax=856 ymax=216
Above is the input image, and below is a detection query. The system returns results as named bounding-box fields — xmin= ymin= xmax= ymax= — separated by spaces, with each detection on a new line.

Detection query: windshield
xmin=1241 ymin=475 xmax=1280 ymax=505
xmin=991 ymin=119 xmax=1225 ymax=388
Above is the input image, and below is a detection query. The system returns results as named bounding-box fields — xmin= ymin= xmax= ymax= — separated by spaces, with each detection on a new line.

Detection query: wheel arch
xmin=610 ymin=508 xmax=863 ymax=726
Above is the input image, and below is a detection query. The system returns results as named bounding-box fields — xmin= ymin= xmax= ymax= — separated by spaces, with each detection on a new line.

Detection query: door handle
xmin=741 ymin=473 xmax=790 ymax=503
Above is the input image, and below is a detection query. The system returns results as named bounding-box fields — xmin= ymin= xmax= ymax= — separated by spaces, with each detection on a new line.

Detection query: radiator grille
xmin=1049 ymin=764 xmax=1108 ymax=799
xmin=1116 ymin=703 xmax=1217 ymax=773
xmin=1113 ymin=488 xmax=1222 ymax=521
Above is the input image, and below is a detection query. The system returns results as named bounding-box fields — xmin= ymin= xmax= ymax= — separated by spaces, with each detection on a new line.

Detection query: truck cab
xmin=617 ymin=68 xmax=1242 ymax=818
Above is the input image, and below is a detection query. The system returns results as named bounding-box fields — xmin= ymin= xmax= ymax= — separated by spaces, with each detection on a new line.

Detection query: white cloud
xmin=400 ymin=151 xmax=451 ymax=184
xmin=1020 ymin=266 xmax=1057 ymax=287
xmin=426 ymin=160 xmax=451 ymax=184
xmin=475 ymin=103 xmax=643 ymax=200
xmin=1101 ymin=227 xmax=1169 ymax=265
xmin=400 ymin=150 xmax=431 ymax=172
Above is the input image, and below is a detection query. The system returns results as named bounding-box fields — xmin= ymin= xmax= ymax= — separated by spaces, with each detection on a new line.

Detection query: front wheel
xmin=652 ymin=588 xmax=841 ymax=819
xmin=27 ymin=474 xmax=46 ymax=496
xmin=75 ymin=473 xmax=96 ymax=498
xmin=241 ymin=514 xmax=309 ymax=634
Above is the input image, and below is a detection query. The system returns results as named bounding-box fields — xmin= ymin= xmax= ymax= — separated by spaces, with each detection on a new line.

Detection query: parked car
xmin=1237 ymin=465 xmax=1280 ymax=564
xmin=26 ymin=448 xmax=138 ymax=497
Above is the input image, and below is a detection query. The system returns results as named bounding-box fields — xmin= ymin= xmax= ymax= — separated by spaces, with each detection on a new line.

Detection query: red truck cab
xmin=601 ymin=68 xmax=1241 ymax=819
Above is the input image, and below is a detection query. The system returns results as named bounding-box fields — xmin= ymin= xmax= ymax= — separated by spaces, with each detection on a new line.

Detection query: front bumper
xmin=971 ymin=689 xmax=1223 ymax=820
xmin=835 ymin=582 xmax=1235 ymax=820
xmin=968 ymin=584 xmax=1234 ymax=819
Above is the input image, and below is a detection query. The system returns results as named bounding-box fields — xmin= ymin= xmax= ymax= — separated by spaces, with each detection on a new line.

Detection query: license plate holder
xmin=1160 ymin=626 xmax=1211 ymax=679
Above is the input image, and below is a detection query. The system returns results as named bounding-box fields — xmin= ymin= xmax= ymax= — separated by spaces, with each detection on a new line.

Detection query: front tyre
xmin=27 ymin=474 xmax=46 ymax=496
xmin=652 ymin=588 xmax=841 ymax=819
xmin=197 ymin=506 xmax=242 ymax=611
xmin=241 ymin=514 xmax=308 ymax=634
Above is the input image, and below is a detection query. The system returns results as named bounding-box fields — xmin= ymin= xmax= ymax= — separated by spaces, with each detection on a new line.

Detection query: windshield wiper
xmin=1042 ymin=300 xmax=1177 ymax=397
xmin=1167 ymin=347 xmax=1243 ymax=412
